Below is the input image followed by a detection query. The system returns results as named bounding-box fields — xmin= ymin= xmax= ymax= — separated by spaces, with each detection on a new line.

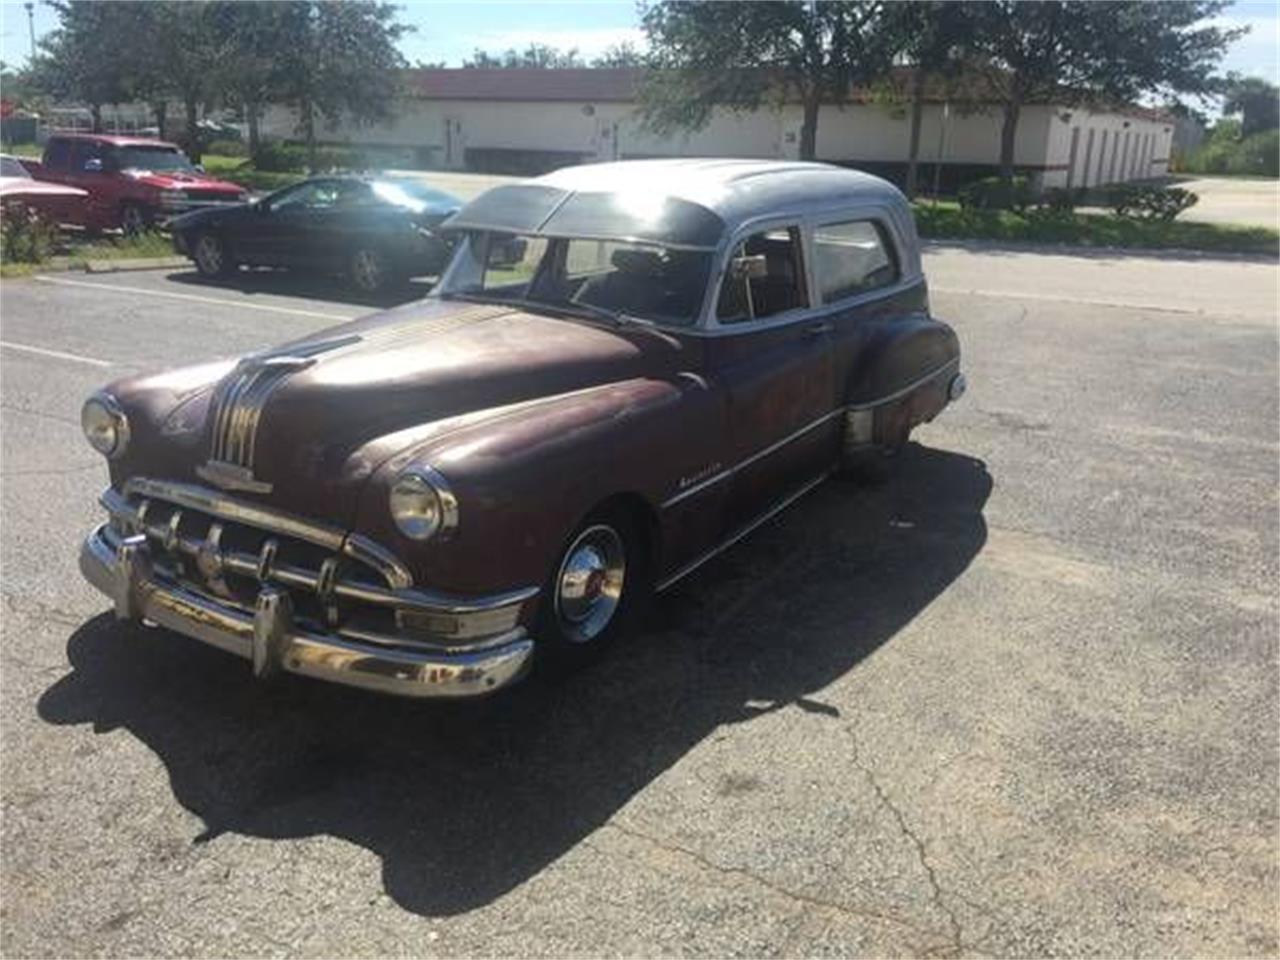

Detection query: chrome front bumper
xmin=80 ymin=524 xmax=535 ymax=698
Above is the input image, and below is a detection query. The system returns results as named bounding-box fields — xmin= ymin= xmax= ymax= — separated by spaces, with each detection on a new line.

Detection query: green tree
xmin=1221 ymin=75 xmax=1279 ymax=137
xmin=883 ymin=1 xmax=975 ymax=198
xmin=638 ymin=1 xmax=899 ymax=162
xmin=272 ymin=1 xmax=410 ymax=170
xmin=463 ymin=44 xmax=585 ymax=68
xmin=592 ymin=42 xmax=646 ymax=68
xmin=28 ymin=1 xmax=133 ymax=131
xmin=968 ymin=1 xmax=1242 ymax=181
xmin=212 ymin=1 xmax=296 ymax=160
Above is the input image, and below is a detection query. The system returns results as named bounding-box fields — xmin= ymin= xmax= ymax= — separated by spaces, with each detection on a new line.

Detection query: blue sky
xmin=1 ymin=0 xmax=1275 ymax=88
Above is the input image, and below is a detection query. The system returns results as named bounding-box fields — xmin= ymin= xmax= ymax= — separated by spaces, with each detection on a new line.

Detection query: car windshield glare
xmin=439 ymin=232 xmax=711 ymax=328
xmin=111 ymin=146 xmax=194 ymax=173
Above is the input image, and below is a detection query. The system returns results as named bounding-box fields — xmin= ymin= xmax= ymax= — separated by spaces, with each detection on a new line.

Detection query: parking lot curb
xmin=84 ymin=256 xmax=187 ymax=274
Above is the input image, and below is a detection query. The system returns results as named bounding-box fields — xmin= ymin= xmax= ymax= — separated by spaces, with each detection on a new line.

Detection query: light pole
xmin=24 ymin=2 xmax=36 ymax=61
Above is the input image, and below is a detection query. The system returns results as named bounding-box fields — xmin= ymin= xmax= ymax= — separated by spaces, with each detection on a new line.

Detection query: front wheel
xmin=537 ymin=508 xmax=647 ymax=672
xmin=192 ymin=232 xmax=234 ymax=278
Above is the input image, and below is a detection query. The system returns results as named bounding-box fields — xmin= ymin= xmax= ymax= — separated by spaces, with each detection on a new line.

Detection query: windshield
xmin=439 ymin=232 xmax=712 ymax=328
xmin=0 ymin=156 xmax=30 ymax=178
xmin=109 ymin=146 xmax=195 ymax=173
xmin=374 ymin=179 xmax=459 ymax=213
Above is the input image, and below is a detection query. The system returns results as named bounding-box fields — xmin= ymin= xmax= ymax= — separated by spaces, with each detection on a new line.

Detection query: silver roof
xmin=535 ymin=158 xmax=907 ymax=231
xmin=446 ymin=158 xmax=909 ymax=250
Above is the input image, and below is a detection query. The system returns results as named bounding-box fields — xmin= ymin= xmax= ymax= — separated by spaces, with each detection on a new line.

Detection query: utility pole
xmin=24 ymin=2 xmax=36 ymax=61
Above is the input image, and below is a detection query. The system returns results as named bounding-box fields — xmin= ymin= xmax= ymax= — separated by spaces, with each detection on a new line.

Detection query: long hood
xmin=184 ymin=299 xmax=687 ymax=524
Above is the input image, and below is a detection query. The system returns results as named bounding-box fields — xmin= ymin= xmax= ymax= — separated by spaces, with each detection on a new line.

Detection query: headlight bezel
xmin=388 ymin=465 xmax=459 ymax=542
xmin=81 ymin=392 xmax=130 ymax=459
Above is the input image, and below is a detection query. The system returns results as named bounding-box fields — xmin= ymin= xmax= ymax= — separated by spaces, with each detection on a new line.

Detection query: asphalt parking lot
xmin=1 ymin=247 xmax=1276 ymax=957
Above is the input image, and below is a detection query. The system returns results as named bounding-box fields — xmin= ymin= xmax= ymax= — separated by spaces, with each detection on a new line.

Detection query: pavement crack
xmin=845 ymin=724 xmax=968 ymax=958
xmin=600 ymin=818 xmax=943 ymax=948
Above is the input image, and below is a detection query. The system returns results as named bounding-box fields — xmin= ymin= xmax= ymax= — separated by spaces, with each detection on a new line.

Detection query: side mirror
xmin=729 ymin=254 xmax=768 ymax=281
xmin=82 ymin=158 xmax=103 ymax=173
xmin=193 ymin=163 xmax=205 ymax=173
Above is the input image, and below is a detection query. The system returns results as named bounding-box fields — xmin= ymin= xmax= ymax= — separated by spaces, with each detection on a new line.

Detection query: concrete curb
xmin=83 ymin=256 xmax=187 ymax=274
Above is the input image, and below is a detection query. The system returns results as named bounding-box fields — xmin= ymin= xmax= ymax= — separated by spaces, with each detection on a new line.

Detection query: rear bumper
xmin=80 ymin=524 xmax=535 ymax=698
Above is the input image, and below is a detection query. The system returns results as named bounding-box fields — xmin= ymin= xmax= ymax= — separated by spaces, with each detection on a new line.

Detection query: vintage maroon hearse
xmin=78 ymin=159 xmax=965 ymax=697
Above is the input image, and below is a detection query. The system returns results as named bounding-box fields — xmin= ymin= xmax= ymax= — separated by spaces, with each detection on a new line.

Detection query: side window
xmin=69 ymin=140 xmax=102 ymax=171
xmin=813 ymin=220 xmax=899 ymax=303
xmin=715 ymin=226 xmax=807 ymax=324
xmin=43 ymin=139 xmax=71 ymax=171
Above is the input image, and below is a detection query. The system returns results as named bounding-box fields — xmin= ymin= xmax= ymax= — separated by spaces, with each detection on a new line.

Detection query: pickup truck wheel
xmin=538 ymin=508 xmax=645 ymax=671
xmin=349 ymin=247 xmax=391 ymax=293
xmin=119 ymin=203 xmax=151 ymax=236
xmin=193 ymin=232 xmax=233 ymax=279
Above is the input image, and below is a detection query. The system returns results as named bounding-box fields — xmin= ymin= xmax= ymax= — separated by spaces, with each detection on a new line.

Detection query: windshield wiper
xmin=567 ymin=299 xmax=652 ymax=329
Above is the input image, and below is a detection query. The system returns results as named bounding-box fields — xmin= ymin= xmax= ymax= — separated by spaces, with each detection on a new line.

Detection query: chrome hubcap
xmin=353 ymin=250 xmax=382 ymax=290
xmin=554 ymin=524 xmax=625 ymax=643
xmin=196 ymin=236 xmax=222 ymax=273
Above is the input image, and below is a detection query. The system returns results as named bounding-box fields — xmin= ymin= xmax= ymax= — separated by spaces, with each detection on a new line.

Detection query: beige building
xmin=262 ymin=68 xmax=1174 ymax=190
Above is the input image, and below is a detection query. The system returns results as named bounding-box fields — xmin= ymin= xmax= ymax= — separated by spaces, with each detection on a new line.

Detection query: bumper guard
xmin=80 ymin=524 xmax=535 ymax=698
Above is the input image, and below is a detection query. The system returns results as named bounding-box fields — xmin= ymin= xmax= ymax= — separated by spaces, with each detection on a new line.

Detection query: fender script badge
xmin=678 ymin=462 xmax=723 ymax=490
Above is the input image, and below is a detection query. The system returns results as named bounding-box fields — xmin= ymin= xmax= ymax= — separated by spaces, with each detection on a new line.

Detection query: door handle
xmin=804 ymin=320 xmax=834 ymax=337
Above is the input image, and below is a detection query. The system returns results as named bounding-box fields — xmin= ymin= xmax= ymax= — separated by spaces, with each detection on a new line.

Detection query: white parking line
xmin=34 ymin=275 xmax=355 ymax=321
xmin=0 ymin=340 xmax=114 ymax=367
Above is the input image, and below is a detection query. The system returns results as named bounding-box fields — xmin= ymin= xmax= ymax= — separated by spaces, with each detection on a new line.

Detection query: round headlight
xmin=390 ymin=471 xmax=443 ymax=541
xmin=81 ymin=394 xmax=129 ymax=459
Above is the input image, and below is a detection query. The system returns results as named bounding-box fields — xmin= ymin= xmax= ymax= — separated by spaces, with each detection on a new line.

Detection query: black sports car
xmin=170 ymin=175 xmax=462 ymax=293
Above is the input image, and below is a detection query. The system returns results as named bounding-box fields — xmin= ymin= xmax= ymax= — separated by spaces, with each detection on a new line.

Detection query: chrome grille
xmin=103 ymin=480 xmax=419 ymax=646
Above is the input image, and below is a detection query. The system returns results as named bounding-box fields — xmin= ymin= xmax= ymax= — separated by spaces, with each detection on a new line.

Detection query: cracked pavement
xmin=1 ymin=246 xmax=1277 ymax=957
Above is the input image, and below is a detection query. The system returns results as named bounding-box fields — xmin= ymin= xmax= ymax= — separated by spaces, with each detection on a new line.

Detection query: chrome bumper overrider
xmin=80 ymin=524 xmax=535 ymax=697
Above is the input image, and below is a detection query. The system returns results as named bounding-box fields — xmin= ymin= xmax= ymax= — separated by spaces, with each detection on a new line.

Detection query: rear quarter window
xmin=812 ymin=220 xmax=899 ymax=304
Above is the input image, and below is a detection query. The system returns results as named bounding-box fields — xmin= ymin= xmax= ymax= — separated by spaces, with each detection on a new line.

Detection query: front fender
xmin=351 ymin=374 xmax=725 ymax=597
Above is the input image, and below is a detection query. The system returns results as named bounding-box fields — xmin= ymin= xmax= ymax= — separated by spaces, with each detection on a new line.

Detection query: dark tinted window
xmin=812 ymin=220 xmax=899 ymax=302
xmin=43 ymin=139 xmax=72 ymax=171
xmin=110 ymin=146 xmax=193 ymax=172
xmin=69 ymin=140 xmax=102 ymax=170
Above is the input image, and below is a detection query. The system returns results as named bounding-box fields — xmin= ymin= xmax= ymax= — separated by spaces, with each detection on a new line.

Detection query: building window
xmin=811 ymin=220 xmax=899 ymax=304
xmin=716 ymin=227 xmax=807 ymax=323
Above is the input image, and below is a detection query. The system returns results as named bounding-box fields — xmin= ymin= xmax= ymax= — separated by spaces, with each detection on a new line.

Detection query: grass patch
xmin=201 ymin=154 xmax=302 ymax=193
xmin=0 ymin=230 xmax=177 ymax=278
xmin=913 ymin=200 xmax=1278 ymax=255
xmin=2 ymin=142 xmax=43 ymax=159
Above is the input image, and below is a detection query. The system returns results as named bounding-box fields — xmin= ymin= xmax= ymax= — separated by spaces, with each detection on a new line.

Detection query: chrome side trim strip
xmin=662 ymin=408 xmax=842 ymax=510
xmin=846 ymin=356 xmax=959 ymax=411
xmin=656 ymin=470 xmax=831 ymax=592
xmin=660 ymin=357 xmax=959 ymax=511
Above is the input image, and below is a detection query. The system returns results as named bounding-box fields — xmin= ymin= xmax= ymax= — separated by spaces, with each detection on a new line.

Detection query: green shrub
xmin=252 ymin=141 xmax=308 ymax=171
xmin=1107 ymin=184 xmax=1199 ymax=222
xmin=205 ymin=138 xmax=247 ymax=158
xmin=957 ymin=175 xmax=1034 ymax=212
xmin=1039 ymin=187 xmax=1083 ymax=214
xmin=1180 ymin=128 xmax=1279 ymax=178
xmin=0 ymin=200 xmax=60 ymax=263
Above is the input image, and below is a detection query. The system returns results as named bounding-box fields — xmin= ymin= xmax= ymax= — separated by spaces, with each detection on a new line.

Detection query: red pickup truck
xmin=29 ymin=133 xmax=247 ymax=233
